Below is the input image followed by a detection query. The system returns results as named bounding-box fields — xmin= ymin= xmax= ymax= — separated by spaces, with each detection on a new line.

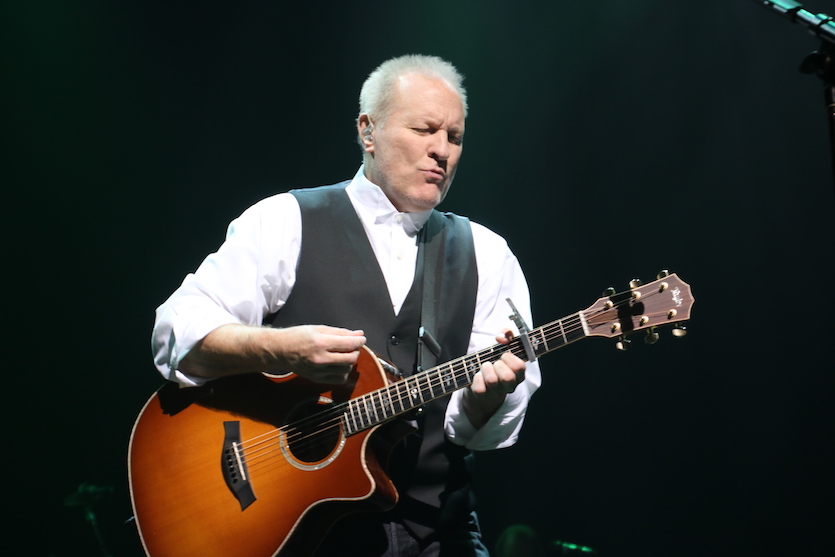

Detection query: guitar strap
xmin=416 ymin=211 xmax=444 ymax=373
xmin=415 ymin=209 xmax=475 ymax=375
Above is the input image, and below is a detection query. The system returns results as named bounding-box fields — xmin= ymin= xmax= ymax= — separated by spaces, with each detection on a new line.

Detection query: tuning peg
xmin=657 ymin=270 xmax=670 ymax=279
xmin=603 ymin=287 xmax=615 ymax=297
xmin=629 ymin=278 xmax=642 ymax=289
xmin=645 ymin=327 xmax=659 ymax=344
xmin=615 ymin=336 xmax=631 ymax=351
xmin=672 ymin=324 xmax=688 ymax=337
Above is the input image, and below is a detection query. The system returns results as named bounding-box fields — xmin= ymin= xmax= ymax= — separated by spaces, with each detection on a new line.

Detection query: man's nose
xmin=428 ymin=131 xmax=451 ymax=161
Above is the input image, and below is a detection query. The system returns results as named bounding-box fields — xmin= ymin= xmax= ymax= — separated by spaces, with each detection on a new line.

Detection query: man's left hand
xmin=463 ymin=330 xmax=526 ymax=429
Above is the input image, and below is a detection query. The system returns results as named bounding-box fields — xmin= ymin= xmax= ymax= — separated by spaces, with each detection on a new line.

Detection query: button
xmin=389 ymin=335 xmax=400 ymax=345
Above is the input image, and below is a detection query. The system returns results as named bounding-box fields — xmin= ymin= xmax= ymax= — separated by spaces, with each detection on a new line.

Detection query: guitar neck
xmin=342 ymin=311 xmax=588 ymax=435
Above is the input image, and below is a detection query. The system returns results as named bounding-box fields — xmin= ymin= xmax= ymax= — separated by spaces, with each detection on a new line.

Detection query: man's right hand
xmin=266 ymin=325 xmax=367 ymax=384
xmin=178 ymin=323 xmax=366 ymax=383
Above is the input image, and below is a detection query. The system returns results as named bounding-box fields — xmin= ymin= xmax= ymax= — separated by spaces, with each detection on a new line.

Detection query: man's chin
xmin=401 ymin=193 xmax=442 ymax=213
xmin=416 ymin=185 xmax=449 ymax=211
xmin=387 ymin=180 xmax=450 ymax=212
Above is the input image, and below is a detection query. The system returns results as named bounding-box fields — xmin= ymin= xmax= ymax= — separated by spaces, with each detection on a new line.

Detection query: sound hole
xmin=287 ymin=401 xmax=342 ymax=463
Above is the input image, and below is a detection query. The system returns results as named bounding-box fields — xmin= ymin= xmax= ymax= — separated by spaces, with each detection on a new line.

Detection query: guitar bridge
xmin=222 ymin=421 xmax=256 ymax=510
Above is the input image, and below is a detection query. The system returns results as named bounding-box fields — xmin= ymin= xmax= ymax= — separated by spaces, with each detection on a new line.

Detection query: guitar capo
xmin=506 ymin=298 xmax=537 ymax=362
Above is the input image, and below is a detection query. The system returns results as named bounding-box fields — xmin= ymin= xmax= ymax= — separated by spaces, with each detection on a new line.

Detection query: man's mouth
xmin=421 ymin=168 xmax=446 ymax=182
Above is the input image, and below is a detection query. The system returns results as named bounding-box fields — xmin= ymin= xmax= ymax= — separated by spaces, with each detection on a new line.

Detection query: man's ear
xmin=357 ymin=113 xmax=375 ymax=153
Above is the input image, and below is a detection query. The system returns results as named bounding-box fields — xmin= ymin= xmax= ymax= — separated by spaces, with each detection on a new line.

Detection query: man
xmin=152 ymin=54 xmax=541 ymax=556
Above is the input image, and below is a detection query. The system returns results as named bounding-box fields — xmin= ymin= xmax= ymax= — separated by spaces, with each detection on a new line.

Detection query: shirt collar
xmin=346 ymin=166 xmax=433 ymax=235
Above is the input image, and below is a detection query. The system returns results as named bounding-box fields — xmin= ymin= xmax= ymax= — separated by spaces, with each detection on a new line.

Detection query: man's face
xmin=361 ymin=74 xmax=465 ymax=213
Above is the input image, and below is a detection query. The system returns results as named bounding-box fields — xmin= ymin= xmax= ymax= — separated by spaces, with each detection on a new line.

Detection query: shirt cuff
xmin=444 ymin=385 xmax=531 ymax=451
xmin=152 ymin=303 xmax=242 ymax=387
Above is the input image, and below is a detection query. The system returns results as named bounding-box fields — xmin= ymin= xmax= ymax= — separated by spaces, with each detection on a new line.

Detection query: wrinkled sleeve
xmin=151 ymin=193 xmax=302 ymax=387
xmin=444 ymin=222 xmax=542 ymax=450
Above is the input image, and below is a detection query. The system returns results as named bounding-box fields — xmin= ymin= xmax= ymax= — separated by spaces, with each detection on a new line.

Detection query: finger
xmin=315 ymin=325 xmax=366 ymax=337
xmin=320 ymin=350 xmax=362 ymax=365
xmin=471 ymin=370 xmax=487 ymax=394
xmin=495 ymin=355 xmax=526 ymax=391
xmin=490 ymin=360 xmax=516 ymax=387
xmin=479 ymin=362 xmax=500 ymax=389
xmin=499 ymin=351 xmax=525 ymax=371
xmin=323 ymin=333 xmax=367 ymax=353
xmin=495 ymin=328 xmax=514 ymax=344
xmin=328 ymin=341 xmax=366 ymax=355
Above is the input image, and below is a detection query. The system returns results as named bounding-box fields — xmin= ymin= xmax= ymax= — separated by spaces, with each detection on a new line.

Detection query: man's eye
xmin=449 ymin=135 xmax=463 ymax=146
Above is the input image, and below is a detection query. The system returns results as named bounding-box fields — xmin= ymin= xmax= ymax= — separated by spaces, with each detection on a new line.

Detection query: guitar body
xmin=128 ymin=347 xmax=399 ymax=557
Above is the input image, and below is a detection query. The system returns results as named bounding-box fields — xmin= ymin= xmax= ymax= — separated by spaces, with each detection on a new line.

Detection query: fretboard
xmin=341 ymin=311 xmax=589 ymax=435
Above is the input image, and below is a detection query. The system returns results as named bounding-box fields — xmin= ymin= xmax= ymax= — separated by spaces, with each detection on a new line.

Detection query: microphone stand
xmin=64 ymin=483 xmax=115 ymax=557
xmin=751 ymin=1 xmax=835 ymax=192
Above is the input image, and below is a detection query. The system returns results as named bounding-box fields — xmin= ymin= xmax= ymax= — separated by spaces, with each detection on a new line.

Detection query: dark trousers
xmin=313 ymin=511 xmax=490 ymax=557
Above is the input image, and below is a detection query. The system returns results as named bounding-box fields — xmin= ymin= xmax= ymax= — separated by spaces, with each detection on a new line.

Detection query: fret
xmin=417 ymin=374 xmax=429 ymax=404
xmin=421 ymin=368 xmax=436 ymax=400
xmin=435 ymin=367 xmax=445 ymax=394
xmin=466 ymin=353 xmax=481 ymax=381
xmin=450 ymin=360 xmax=465 ymax=388
xmin=366 ymin=394 xmax=377 ymax=424
xmin=565 ymin=313 xmax=586 ymax=344
xmin=578 ymin=310 xmax=590 ymax=336
xmin=538 ymin=323 xmax=560 ymax=351
xmin=534 ymin=327 xmax=548 ymax=355
xmin=439 ymin=363 xmax=456 ymax=393
xmin=394 ymin=381 xmax=407 ymax=413
xmin=372 ymin=391 xmax=383 ymax=422
xmin=361 ymin=396 xmax=372 ymax=427
xmin=348 ymin=400 xmax=359 ymax=433
xmin=379 ymin=389 xmax=392 ymax=419
xmin=539 ymin=329 xmax=551 ymax=354
xmin=375 ymin=392 xmax=384 ymax=422
xmin=398 ymin=379 xmax=409 ymax=410
xmin=389 ymin=387 xmax=398 ymax=413
xmin=435 ymin=367 xmax=447 ymax=397
xmin=452 ymin=362 xmax=463 ymax=389
xmin=392 ymin=386 xmax=401 ymax=413
xmin=355 ymin=402 xmax=365 ymax=434
xmin=459 ymin=359 xmax=471 ymax=384
xmin=420 ymin=370 xmax=431 ymax=399
xmin=557 ymin=319 xmax=568 ymax=346
xmin=508 ymin=336 xmax=529 ymax=362
xmin=407 ymin=377 xmax=422 ymax=407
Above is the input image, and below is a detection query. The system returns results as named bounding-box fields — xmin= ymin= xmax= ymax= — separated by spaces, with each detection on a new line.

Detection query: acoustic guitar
xmin=129 ymin=272 xmax=694 ymax=557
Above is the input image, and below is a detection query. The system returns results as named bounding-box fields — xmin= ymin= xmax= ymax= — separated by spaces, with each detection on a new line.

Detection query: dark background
xmin=6 ymin=1 xmax=834 ymax=556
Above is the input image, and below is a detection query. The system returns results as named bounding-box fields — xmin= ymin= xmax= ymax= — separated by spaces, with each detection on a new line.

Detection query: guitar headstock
xmin=582 ymin=271 xmax=694 ymax=349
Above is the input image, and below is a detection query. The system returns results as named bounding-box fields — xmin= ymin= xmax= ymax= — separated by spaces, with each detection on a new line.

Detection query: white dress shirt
xmin=152 ymin=167 xmax=541 ymax=450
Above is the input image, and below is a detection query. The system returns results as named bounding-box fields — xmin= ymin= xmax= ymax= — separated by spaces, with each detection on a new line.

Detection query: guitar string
xmin=234 ymin=334 xmax=530 ymax=469
xmin=237 ymin=290 xmax=677 ymax=471
xmin=237 ymin=326 xmax=532 ymax=454
xmin=239 ymin=329 xmax=554 ymax=475
xmin=237 ymin=294 xmax=677 ymax=471
xmin=233 ymin=331 xmax=522 ymax=453
xmin=239 ymin=304 xmax=674 ymax=473
xmin=132 ymin=289 xmax=685 ymax=511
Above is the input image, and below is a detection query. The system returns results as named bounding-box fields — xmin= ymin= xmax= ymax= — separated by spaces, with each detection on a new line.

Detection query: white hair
xmin=358 ymin=54 xmax=468 ymax=125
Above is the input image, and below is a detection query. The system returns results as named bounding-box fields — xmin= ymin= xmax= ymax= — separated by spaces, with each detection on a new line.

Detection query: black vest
xmin=268 ymin=182 xmax=479 ymax=534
